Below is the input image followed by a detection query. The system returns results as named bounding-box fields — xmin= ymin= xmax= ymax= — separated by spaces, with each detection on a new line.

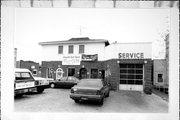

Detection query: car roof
xmin=81 ymin=78 xmax=102 ymax=81
xmin=15 ymin=68 xmax=31 ymax=72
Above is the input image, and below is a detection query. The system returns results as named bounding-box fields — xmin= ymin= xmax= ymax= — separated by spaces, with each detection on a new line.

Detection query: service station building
xmin=39 ymin=37 xmax=152 ymax=94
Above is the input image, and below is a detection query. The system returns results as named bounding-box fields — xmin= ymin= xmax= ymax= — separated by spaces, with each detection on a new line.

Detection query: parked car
xmin=70 ymin=78 xmax=110 ymax=105
xmin=49 ymin=76 xmax=79 ymax=88
xmin=34 ymin=77 xmax=50 ymax=93
xmin=14 ymin=68 xmax=36 ymax=97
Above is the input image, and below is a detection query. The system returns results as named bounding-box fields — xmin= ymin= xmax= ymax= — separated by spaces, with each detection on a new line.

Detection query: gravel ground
xmin=14 ymin=88 xmax=168 ymax=113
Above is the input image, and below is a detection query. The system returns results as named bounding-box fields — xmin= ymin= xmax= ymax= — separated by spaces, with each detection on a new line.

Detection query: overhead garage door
xmin=119 ymin=64 xmax=143 ymax=91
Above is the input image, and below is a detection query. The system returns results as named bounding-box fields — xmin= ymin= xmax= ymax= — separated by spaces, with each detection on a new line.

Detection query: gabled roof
xmin=39 ymin=37 xmax=110 ymax=46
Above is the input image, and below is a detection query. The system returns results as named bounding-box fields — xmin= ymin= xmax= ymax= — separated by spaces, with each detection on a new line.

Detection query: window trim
xmin=79 ymin=45 xmax=85 ymax=54
xmin=68 ymin=45 xmax=74 ymax=54
xmin=67 ymin=67 xmax=75 ymax=76
xmin=58 ymin=46 xmax=63 ymax=54
xmin=157 ymin=74 xmax=163 ymax=83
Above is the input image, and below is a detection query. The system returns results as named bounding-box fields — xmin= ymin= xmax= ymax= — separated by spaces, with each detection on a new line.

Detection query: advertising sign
xmin=62 ymin=55 xmax=81 ymax=65
xmin=119 ymin=53 xmax=144 ymax=59
xmin=82 ymin=54 xmax=98 ymax=61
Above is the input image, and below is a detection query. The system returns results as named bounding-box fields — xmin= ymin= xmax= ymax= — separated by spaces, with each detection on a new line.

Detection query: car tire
xmin=15 ymin=94 xmax=23 ymax=97
xmin=50 ymin=83 xmax=55 ymax=88
xmin=74 ymin=100 xmax=79 ymax=103
xmin=37 ymin=88 xmax=44 ymax=93
xmin=99 ymin=98 xmax=104 ymax=105
xmin=106 ymin=91 xmax=110 ymax=97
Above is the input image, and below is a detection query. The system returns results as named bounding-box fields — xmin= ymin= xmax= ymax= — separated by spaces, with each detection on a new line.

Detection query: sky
xmin=14 ymin=8 xmax=170 ymax=63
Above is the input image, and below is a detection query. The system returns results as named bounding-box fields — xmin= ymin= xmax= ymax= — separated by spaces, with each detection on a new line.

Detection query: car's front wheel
xmin=50 ymin=83 xmax=55 ymax=88
xmin=99 ymin=97 xmax=104 ymax=105
xmin=106 ymin=91 xmax=110 ymax=97
xmin=74 ymin=100 xmax=79 ymax=103
xmin=37 ymin=88 xmax=44 ymax=93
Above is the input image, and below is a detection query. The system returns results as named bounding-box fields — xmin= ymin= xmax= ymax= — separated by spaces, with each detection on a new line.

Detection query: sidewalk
xmin=152 ymin=88 xmax=169 ymax=102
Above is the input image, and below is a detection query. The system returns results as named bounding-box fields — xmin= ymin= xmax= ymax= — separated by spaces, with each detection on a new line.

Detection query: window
xmin=68 ymin=45 xmax=74 ymax=54
xmin=15 ymin=72 xmax=33 ymax=81
xmin=91 ymin=69 xmax=98 ymax=78
xmin=58 ymin=46 xmax=63 ymax=54
xmin=68 ymin=68 xmax=75 ymax=76
xmin=47 ymin=68 xmax=54 ymax=78
xmin=79 ymin=45 xmax=84 ymax=54
xmin=158 ymin=74 xmax=163 ymax=82
xmin=32 ymin=69 xmax=37 ymax=75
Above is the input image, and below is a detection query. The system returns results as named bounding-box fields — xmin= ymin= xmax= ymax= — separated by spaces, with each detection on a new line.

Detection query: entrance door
xmin=91 ymin=69 xmax=98 ymax=78
xmin=119 ymin=64 xmax=143 ymax=91
xmin=79 ymin=68 xmax=87 ymax=79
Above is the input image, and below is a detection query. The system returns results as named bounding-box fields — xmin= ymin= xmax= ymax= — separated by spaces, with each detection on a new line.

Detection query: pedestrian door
xmin=119 ymin=64 xmax=143 ymax=91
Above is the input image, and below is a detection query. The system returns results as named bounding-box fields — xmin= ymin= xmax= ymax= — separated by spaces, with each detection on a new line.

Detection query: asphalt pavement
xmin=14 ymin=88 xmax=168 ymax=113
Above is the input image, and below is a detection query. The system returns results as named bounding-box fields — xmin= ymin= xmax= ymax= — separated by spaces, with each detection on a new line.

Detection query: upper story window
xmin=68 ymin=45 xmax=74 ymax=54
xmin=79 ymin=45 xmax=84 ymax=54
xmin=58 ymin=46 xmax=63 ymax=54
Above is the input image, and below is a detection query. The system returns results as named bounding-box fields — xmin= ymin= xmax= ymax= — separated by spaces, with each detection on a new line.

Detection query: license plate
xmin=81 ymin=97 xmax=88 ymax=100
xmin=23 ymin=89 xmax=28 ymax=93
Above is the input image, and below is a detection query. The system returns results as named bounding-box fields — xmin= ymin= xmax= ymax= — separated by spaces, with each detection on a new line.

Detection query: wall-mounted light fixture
xmin=144 ymin=60 xmax=148 ymax=64
xmin=31 ymin=65 xmax=35 ymax=69
xmin=77 ymin=72 xmax=79 ymax=74
xmin=117 ymin=61 xmax=120 ymax=64
xmin=82 ymin=65 xmax=84 ymax=68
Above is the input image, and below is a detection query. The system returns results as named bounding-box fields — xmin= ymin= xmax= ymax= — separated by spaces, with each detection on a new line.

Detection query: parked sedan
xmin=49 ymin=76 xmax=79 ymax=88
xmin=70 ymin=79 xmax=110 ymax=105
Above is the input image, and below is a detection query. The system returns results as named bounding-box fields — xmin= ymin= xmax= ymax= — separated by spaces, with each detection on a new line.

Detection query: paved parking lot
xmin=14 ymin=88 xmax=168 ymax=113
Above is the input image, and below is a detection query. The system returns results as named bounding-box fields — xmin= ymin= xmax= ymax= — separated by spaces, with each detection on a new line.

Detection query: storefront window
xmin=68 ymin=68 xmax=75 ymax=76
xmin=47 ymin=68 xmax=54 ymax=78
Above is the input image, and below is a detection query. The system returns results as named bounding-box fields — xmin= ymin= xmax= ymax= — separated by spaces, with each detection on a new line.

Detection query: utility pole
xmin=79 ymin=26 xmax=87 ymax=36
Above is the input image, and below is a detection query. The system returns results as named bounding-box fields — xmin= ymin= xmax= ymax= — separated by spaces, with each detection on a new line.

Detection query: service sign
xmin=62 ymin=55 xmax=81 ymax=65
xmin=119 ymin=53 xmax=144 ymax=59
xmin=82 ymin=54 xmax=98 ymax=61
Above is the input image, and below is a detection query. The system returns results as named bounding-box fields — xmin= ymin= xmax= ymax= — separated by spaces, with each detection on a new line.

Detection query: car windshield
xmin=68 ymin=77 xmax=75 ymax=81
xmin=15 ymin=72 xmax=33 ymax=81
xmin=77 ymin=79 xmax=103 ymax=87
xmin=60 ymin=77 xmax=67 ymax=81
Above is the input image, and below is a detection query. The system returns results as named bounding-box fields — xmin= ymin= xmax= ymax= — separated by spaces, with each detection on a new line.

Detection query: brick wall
xmin=19 ymin=60 xmax=41 ymax=77
xmin=41 ymin=60 xmax=105 ymax=79
xmin=41 ymin=59 xmax=153 ymax=92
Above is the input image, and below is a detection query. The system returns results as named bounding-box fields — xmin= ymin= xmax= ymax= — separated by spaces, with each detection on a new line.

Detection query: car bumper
xmin=15 ymin=87 xmax=36 ymax=95
xmin=70 ymin=93 xmax=102 ymax=101
xmin=36 ymin=84 xmax=50 ymax=89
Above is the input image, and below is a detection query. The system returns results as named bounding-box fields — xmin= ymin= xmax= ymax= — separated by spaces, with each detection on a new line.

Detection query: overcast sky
xmin=14 ymin=8 xmax=170 ymax=63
